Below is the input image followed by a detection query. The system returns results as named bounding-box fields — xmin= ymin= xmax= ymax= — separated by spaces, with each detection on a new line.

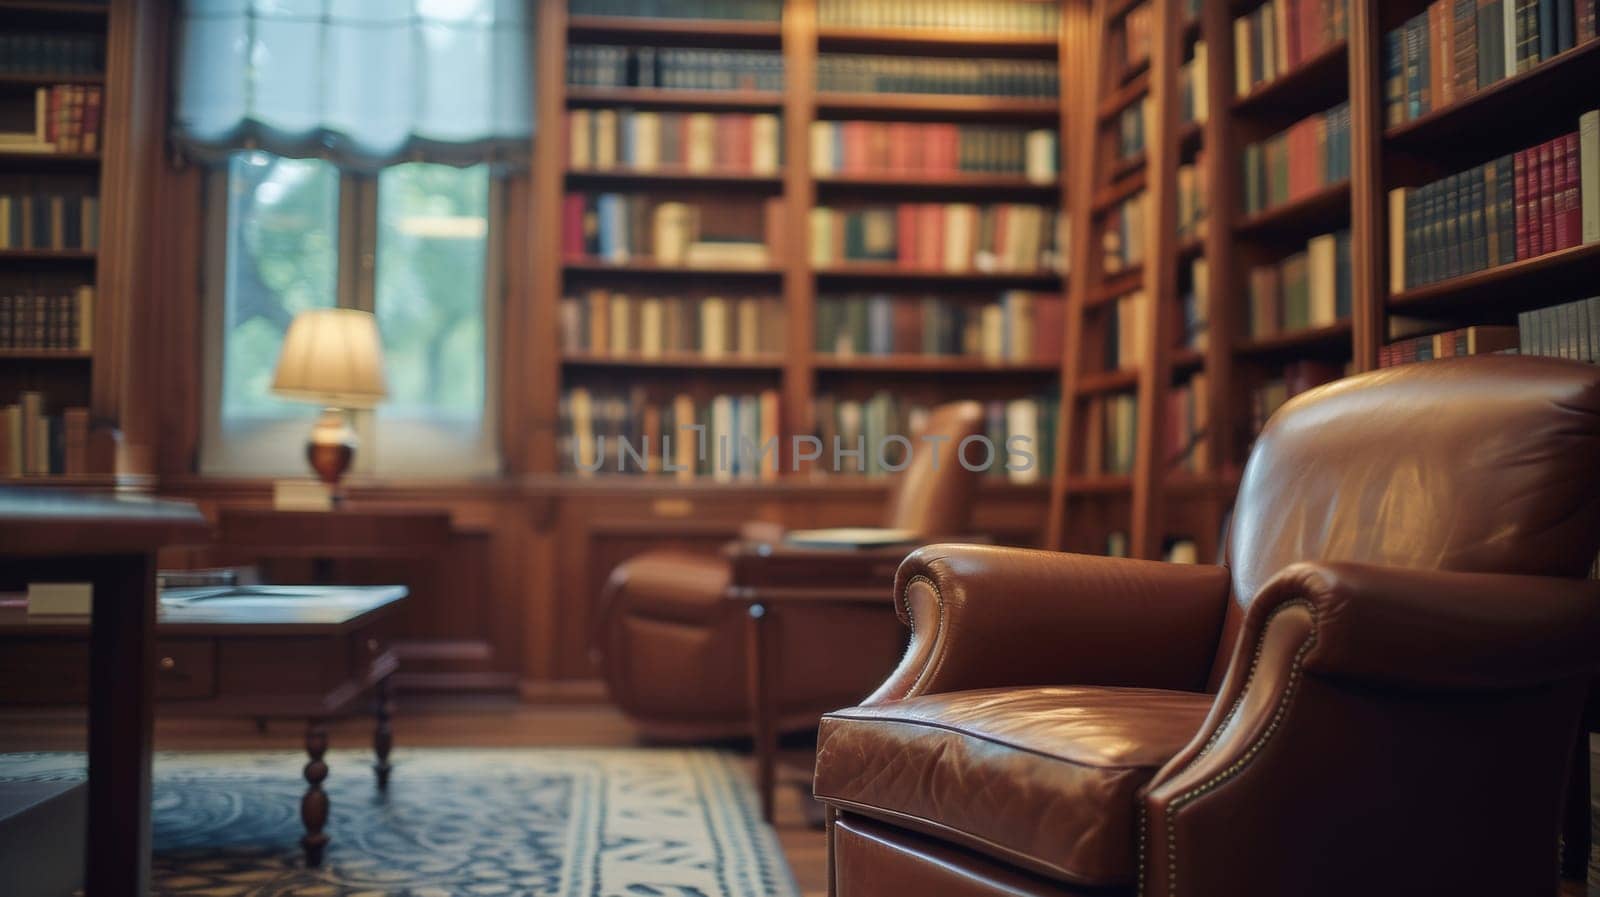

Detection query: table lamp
xmin=271 ymin=308 xmax=387 ymax=499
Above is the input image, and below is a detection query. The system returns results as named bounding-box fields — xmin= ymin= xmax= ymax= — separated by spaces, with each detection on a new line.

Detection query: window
xmin=201 ymin=151 xmax=500 ymax=477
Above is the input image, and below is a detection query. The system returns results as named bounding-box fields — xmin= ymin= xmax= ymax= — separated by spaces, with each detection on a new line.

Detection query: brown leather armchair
xmin=815 ymin=356 xmax=1600 ymax=897
xmin=597 ymin=400 xmax=988 ymax=741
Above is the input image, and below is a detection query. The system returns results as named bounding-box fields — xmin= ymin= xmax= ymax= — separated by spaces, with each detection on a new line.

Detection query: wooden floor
xmin=1 ymin=696 xmax=1586 ymax=897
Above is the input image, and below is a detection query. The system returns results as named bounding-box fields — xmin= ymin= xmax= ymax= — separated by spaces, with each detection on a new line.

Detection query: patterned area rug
xmin=0 ymin=748 xmax=798 ymax=897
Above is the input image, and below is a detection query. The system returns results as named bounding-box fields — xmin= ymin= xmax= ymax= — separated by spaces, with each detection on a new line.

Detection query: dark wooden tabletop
xmin=0 ymin=489 xmax=209 ymax=556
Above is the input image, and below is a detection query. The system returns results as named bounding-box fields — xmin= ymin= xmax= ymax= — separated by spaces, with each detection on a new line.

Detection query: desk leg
xmin=86 ymin=553 xmax=156 ymax=897
xmin=302 ymin=720 xmax=330 ymax=867
xmin=746 ymin=603 xmax=779 ymax=825
xmin=373 ymin=675 xmax=393 ymax=790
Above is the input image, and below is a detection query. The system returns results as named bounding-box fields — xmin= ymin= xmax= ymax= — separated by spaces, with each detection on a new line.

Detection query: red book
xmin=896 ymin=204 xmax=918 ymax=269
xmin=83 ymin=86 xmax=101 ymax=154
xmin=1033 ymin=293 xmax=1065 ymax=360
xmin=1552 ymin=135 xmax=1572 ymax=250
xmin=917 ymin=203 xmax=944 ymax=269
xmin=1538 ymin=139 xmax=1556 ymax=257
xmin=1513 ymin=149 xmax=1531 ymax=260
xmin=1560 ymin=132 xmax=1582 ymax=250
xmin=737 ymin=115 xmax=753 ymax=172
xmin=904 ymin=123 xmax=925 ymax=173
xmin=562 ymin=194 xmax=587 ymax=260
xmin=843 ymin=121 xmax=867 ymax=174
xmin=940 ymin=125 xmax=960 ymax=174
xmin=888 ymin=122 xmax=912 ymax=175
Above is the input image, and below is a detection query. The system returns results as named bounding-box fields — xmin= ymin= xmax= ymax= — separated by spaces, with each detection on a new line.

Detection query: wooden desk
xmin=0 ymin=489 xmax=208 ymax=897
xmin=215 ymin=506 xmax=453 ymax=582
xmin=723 ymin=540 xmax=912 ymax=824
xmin=1 ymin=585 xmax=409 ymax=868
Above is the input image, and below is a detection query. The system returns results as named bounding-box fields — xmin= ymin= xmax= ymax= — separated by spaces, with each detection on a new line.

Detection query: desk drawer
xmin=154 ymin=639 xmax=216 ymax=700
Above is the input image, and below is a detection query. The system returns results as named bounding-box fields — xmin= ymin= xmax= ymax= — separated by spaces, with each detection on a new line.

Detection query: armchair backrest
xmin=1216 ymin=355 xmax=1600 ymax=685
xmin=882 ymin=400 xmax=988 ymax=536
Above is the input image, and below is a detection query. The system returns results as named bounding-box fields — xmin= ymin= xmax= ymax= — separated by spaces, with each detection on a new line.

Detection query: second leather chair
xmin=596 ymin=401 xmax=988 ymax=741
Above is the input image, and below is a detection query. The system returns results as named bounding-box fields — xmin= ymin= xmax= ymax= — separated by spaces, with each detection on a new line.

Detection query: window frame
xmin=199 ymin=153 xmax=505 ymax=479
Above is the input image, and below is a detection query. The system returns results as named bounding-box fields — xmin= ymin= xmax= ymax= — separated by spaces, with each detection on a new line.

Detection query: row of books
xmin=1166 ymin=373 xmax=1210 ymax=473
xmin=810 ymin=122 xmax=1057 ymax=182
xmin=1111 ymin=3 xmax=1154 ymax=74
xmin=815 ymin=55 xmax=1059 ymax=99
xmin=1378 ymin=324 xmax=1519 ymax=367
xmin=0 ymin=286 xmax=93 ymax=351
xmin=1177 ymin=153 xmax=1209 ymax=241
xmin=559 ymin=387 xmax=783 ymax=480
xmin=808 ymin=204 xmax=1064 ymax=273
xmin=1250 ymin=359 xmax=1349 ymax=437
xmin=1385 ymin=0 xmax=1598 ymax=127
xmin=0 ymin=193 xmax=100 ymax=251
xmin=816 ymin=0 xmax=1062 ymax=35
xmin=1100 ymin=290 xmax=1148 ymax=372
xmin=1245 ymin=230 xmax=1353 ymax=339
xmin=1115 ymin=97 xmax=1149 ymax=162
xmin=0 ymin=34 xmax=102 ymax=76
xmin=1390 ymin=122 xmax=1598 ymax=291
xmin=558 ymin=292 xmax=785 ymax=358
xmin=566 ymin=110 xmax=781 ymax=175
xmin=1181 ymin=256 xmax=1211 ymax=351
xmin=1179 ymin=42 xmax=1211 ymax=127
xmin=561 ymin=194 xmax=784 ymax=268
xmin=814 ymin=292 xmax=1064 ymax=362
xmin=1517 ymin=295 xmax=1600 ymax=362
xmin=1101 ymin=191 xmax=1147 ymax=274
xmin=814 ymin=392 xmax=1059 ymax=482
xmin=1084 ymin=391 xmax=1138 ymax=476
xmin=566 ymin=46 xmax=784 ymax=92
xmin=0 ymin=86 xmax=103 ymax=155
xmin=568 ymin=0 xmax=781 ymax=20
xmin=1 ymin=393 xmax=90 ymax=478
xmin=1234 ymin=0 xmax=1350 ymax=96
xmin=1241 ymin=101 xmax=1352 ymax=217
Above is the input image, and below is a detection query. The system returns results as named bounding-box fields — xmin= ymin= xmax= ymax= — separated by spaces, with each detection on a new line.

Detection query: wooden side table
xmin=723 ymin=541 xmax=912 ymax=824
xmin=0 ymin=584 xmax=409 ymax=868
xmin=0 ymin=490 xmax=209 ymax=897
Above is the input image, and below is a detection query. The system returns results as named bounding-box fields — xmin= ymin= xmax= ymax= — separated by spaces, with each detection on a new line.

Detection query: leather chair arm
xmin=861 ymin=544 xmax=1232 ymax=705
xmin=1138 ymin=561 xmax=1600 ymax=896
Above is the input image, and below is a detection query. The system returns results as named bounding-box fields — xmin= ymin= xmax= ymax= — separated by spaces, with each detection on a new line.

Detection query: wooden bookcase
xmin=0 ymin=0 xmax=160 ymax=488
xmin=532 ymin=0 xmax=1073 ymax=509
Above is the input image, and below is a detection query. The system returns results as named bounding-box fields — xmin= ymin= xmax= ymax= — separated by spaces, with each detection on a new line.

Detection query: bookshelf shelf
xmin=1098 ymin=70 xmax=1150 ymax=122
xmin=1176 ymin=121 xmax=1202 ymax=154
xmin=812 ymin=265 xmax=1062 ymax=287
xmin=813 ymin=173 xmax=1059 ymax=195
xmin=816 ymin=26 xmax=1059 ymax=57
xmin=0 ymin=349 xmax=92 ymax=361
xmin=1076 ymin=368 xmax=1140 ymax=394
xmin=565 ymin=87 xmax=783 ymax=110
xmin=563 ymin=260 xmax=783 ymax=279
xmin=0 ymin=473 xmax=154 ymax=491
xmin=0 ymin=1 xmax=108 ymax=18
xmin=813 ymin=355 xmax=1060 ymax=374
xmin=1387 ymin=242 xmax=1600 ymax=314
xmin=1087 ymin=268 xmax=1143 ymax=306
xmin=814 ymin=92 xmax=1060 ymax=121
xmin=0 ymin=151 xmax=101 ymax=168
xmin=565 ymin=169 xmax=783 ymax=189
xmin=1234 ymin=181 xmax=1350 ymax=238
xmin=1180 ymin=16 xmax=1200 ymax=44
xmin=566 ymin=14 xmax=782 ymax=44
xmin=0 ymin=72 xmax=104 ymax=87
xmin=1091 ymin=171 xmax=1146 ymax=214
xmin=1066 ymin=475 xmax=1134 ymax=495
xmin=1171 ymin=348 xmax=1205 ymax=372
xmin=1176 ymin=236 xmax=1204 ymax=259
xmin=1235 ymin=321 xmax=1353 ymax=359
xmin=0 ymin=248 xmax=97 ymax=262
xmin=561 ymin=352 xmax=784 ymax=371
xmin=1109 ymin=152 xmax=1147 ymax=181
xmin=1383 ymin=37 xmax=1600 ymax=149
xmin=1231 ymin=41 xmax=1348 ymax=117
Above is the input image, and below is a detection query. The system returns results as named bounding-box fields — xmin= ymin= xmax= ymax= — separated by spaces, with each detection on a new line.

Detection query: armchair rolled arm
xmin=1140 ymin=561 xmax=1600 ymax=897
xmin=862 ymin=543 xmax=1232 ymax=705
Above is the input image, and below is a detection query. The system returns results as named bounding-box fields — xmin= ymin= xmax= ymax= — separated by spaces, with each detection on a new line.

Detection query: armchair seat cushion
xmin=815 ymin=686 xmax=1211 ymax=888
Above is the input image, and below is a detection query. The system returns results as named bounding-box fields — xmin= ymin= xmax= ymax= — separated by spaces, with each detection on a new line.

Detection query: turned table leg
xmin=373 ymin=674 xmax=393 ymax=790
xmin=301 ymin=719 xmax=330 ymax=868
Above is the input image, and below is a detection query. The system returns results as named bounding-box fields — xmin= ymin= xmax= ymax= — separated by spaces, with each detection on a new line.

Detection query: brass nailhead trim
xmin=898 ymin=573 xmax=945 ymax=698
xmin=1139 ymin=599 xmax=1317 ymax=897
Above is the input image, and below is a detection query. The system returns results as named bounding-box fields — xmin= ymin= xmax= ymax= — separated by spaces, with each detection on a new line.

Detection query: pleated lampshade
xmin=271 ymin=309 xmax=388 ymax=409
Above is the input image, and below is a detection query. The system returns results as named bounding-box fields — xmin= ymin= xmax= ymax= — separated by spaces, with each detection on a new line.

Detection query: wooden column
xmin=527 ymin=0 xmax=570 ymax=474
xmin=781 ymin=0 xmax=818 ymax=465
xmin=1347 ymin=0 xmax=1386 ymax=372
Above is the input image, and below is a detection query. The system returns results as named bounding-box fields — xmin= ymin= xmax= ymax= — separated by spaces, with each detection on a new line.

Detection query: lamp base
xmin=306 ymin=407 xmax=356 ymax=502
